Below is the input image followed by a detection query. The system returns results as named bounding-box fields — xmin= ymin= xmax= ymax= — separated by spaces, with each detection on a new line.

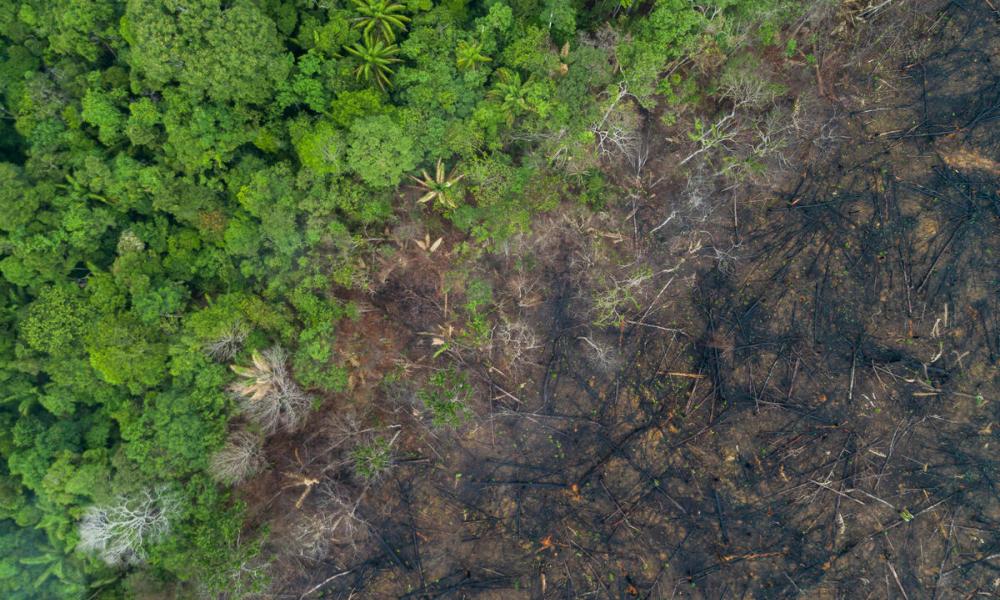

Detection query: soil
xmin=252 ymin=2 xmax=1000 ymax=598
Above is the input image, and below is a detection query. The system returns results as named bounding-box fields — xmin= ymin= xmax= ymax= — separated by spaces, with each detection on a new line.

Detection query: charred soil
xmin=255 ymin=2 xmax=1000 ymax=598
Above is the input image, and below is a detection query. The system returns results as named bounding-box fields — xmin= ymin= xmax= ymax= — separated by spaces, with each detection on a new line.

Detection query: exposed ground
xmin=250 ymin=1 xmax=1000 ymax=597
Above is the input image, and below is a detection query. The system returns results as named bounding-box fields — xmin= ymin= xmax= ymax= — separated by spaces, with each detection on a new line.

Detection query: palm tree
xmin=488 ymin=68 xmax=532 ymax=126
xmin=409 ymin=159 xmax=464 ymax=209
xmin=351 ymin=0 xmax=410 ymax=42
xmin=344 ymin=38 xmax=401 ymax=89
xmin=456 ymin=39 xmax=491 ymax=71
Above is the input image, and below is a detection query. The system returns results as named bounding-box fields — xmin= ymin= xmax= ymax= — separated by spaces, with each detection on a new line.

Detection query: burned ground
xmin=256 ymin=2 xmax=1000 ymax=598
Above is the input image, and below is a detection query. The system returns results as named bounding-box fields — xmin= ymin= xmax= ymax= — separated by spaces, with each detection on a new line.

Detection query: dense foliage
xmin=0 ymin=0 xmax=798 ymax=596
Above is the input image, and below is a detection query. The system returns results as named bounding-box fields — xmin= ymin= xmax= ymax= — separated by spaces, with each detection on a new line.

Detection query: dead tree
xmin=230 ymin=347 xmax=312 ymax=434
xmin=204 ymin=319 xmax=250 ymax=361
xmin=77 ymin=487 xmax=179 ymax=566
xmin=209 ymin=429 xmax=267 ymax=485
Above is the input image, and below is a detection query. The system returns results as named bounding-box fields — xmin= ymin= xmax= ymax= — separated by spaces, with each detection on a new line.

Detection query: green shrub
xmin=418 ymin=368 xmax=472 ymax=428
xmin=352 ymin=437 xmax=395 ymax=480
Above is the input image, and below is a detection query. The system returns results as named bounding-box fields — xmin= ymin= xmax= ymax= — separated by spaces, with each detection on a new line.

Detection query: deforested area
xmin=0 ymin=0 xmax=997 ymax=598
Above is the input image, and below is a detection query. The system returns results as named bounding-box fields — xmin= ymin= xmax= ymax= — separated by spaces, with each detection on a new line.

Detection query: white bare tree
xmin=495 ymin=318 xmax=542 ymax=371
xmin=319 ymin=483 xmax=372 ymax=553
xmin=718 ymin=63 xmax=783 ymax=110
xmin=230 ymin=347 xmax=312 ymax=434
xmin=591 ymin=82 xmax=644 ymax=173
xmin=678 ymin=108 xmax=741 ymax=167
xmin=77 ymin=487 xmax=180 ymax=567
xmin=578 ymin=335 xmax=623 ymax=375
xmin=209 ymin=429 xmax=267 ymax=485
xmin=292 ymin=484 xmax=371 ymax=560
xmin=204 ymin=319 xmax=250 ymax=361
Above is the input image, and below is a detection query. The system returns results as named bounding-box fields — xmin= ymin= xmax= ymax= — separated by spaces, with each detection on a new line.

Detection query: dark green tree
xmin=346 ymin=114 xmax=419 ymax=187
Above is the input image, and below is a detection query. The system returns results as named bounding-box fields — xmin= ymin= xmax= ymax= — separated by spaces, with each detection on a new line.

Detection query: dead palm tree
xmin=230 ymin=347 xmax=311 ymax=434
xmin=408 ymin=159 xmax=464 ymax=209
